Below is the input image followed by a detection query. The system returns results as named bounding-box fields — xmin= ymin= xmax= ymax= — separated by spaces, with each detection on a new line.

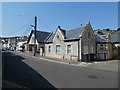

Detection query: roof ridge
xmin=67 ymin=26 xmax=85 ymax=31
xmin=36 ymin=30 xmax=51 ymax=33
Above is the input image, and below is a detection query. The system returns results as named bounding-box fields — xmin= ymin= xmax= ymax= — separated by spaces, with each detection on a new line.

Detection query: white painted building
xmin=16 ymin=41 xmax=27 ymax=51
xmin=27 ymin=30 xmax=51 ymax=55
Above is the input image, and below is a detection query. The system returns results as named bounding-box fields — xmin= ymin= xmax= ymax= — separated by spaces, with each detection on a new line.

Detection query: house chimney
xmin=106 ymin=32 xmax=113 ymax=59
xmin=85 ymin=21 xmax=90 ymax=29
xmin=86 ymin=21 xmax=90 ymax=25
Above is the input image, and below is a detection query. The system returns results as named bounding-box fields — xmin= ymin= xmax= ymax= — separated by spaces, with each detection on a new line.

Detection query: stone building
xmin=45 ymin=22 xmax=96 ymax=62
xmin=95 ymin=29 xmax=120 ymax=60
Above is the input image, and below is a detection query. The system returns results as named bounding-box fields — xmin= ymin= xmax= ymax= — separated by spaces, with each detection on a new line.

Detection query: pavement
xmin=2 ymin=51 xmax=118 ymax=88
xmin=16 ymin=51 xmax=119 ymax=72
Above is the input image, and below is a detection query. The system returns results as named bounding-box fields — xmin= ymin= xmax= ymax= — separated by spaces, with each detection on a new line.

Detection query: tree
xmin=106 ymin=28 xmax=110 ymax=31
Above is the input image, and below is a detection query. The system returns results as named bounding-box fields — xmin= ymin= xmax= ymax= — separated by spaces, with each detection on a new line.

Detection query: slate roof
xmin=45 ymin=33 xmax=55 ymax=43
xmin=94 ymin=31 xmax=106 ymax=43
xmin=28 ymin=30 xmax=51 ymax=43
xmin=110 ymin=33 xmax=120 ymax=43
xmin=95 ymin=31 xmax=120 ymax=44
xmin=95 ymin=33 xmax=106 ymax=43
xmin=46 ymin=26 xmax=85 ymax=43
xmin=65 ymin=26 xmax=85 ymax=40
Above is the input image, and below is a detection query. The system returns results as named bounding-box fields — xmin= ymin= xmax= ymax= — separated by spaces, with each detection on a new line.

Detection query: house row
xmin=95 ymin=30 xmax=120 ymax=60
xmin=1 ymin=36 xmax=28 ymax=51
xmin=26 ymin=22 xmax=120 ymax=61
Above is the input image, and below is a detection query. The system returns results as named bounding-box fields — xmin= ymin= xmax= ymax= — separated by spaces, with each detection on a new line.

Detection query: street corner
xmin=79 ymin=62 xmax=92 ymax=67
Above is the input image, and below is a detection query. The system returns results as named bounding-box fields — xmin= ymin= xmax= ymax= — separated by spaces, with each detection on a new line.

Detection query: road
xmin=0 ymin=50 xmax=2 ymax=90
xmin=2 ymin=51 xmax=118 ymax=89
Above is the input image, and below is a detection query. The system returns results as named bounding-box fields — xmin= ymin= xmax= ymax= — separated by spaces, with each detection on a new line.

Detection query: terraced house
xmin=45 ymin=22 xmax=96 ymax=62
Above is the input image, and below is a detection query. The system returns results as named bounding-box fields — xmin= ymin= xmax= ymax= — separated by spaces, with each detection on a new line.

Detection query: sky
xmin=2 ymin=2 xmax=118 ymax=37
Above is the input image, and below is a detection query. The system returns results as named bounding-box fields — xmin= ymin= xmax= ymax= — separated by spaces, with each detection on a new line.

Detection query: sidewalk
xmin=16 ymin=51 xmax=89 ymax=67
xmin=15 ymin=51 xmax=119 ymax=70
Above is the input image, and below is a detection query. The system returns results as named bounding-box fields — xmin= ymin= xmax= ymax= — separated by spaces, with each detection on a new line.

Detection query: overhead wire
xmin=21 ymin=24 xmax=33 ymax=36
xmin=3 ymin=18 xmax=34 ymax=35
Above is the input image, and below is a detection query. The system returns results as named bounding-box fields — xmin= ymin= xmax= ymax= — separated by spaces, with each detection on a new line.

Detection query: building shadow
xmin=2 ymin=52 xmax=57 ymax=89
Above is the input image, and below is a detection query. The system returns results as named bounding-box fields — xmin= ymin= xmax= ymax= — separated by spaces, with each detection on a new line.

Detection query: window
xmin=57 ymin=35 xmax=59 ymax=39
xmin=57 ymin=35 xmax=61 ymax=41
xmin=31 ymin=37 xmax=34 ymax=43
xmin=67 ymin=45 xmax=71 ymax=54
xmin=100 ymin=44 xmax=104 ymax=50
xmin=56 ymin=45 xmax=60 ymax=54
xmin=48 ymin=46 xmax=51 ymax=52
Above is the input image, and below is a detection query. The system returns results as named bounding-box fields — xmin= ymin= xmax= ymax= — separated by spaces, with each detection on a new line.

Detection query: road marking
xmin=80 ymin=63 xmax=92 ymax=67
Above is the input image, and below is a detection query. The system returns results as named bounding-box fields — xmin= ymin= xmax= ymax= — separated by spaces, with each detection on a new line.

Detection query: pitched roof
xmin=60 ymin=29 xmax=66 ymax=37
xmin=94 ymin=31 xmax=106 ymax=43
xmin=46 ymin=26 xmax=85 ymax=43
xmin=110 ymin=33 xmax=120 ymax=43
xmin=65 ymin=26 xmax=85 ymax=40
xmin=95 ymin=34 xmax=106 ymax=43
xmin=28 ymin=30 xmax=51 ymax=43
xmin=95 ymin=31 xmax=120 ymax=44
xmin=45 ymin=33 xmax=55 ymax=43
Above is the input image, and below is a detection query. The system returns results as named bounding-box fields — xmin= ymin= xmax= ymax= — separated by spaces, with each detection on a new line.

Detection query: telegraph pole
xmin=33 ymin=16 xmax=37 ymax=56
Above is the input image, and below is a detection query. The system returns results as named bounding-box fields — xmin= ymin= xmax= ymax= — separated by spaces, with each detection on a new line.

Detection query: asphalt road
xmin=2 ymin=51 xmax=118 ymax=89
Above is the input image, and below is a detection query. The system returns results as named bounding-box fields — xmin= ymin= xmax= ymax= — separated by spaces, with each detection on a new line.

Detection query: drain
xmin=88 ymin=75 xmax=98 ymax=79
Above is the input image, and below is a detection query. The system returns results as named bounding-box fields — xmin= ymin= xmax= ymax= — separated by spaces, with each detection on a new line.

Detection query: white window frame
xmin=31 ymin=37 xmax=34 ymax=44
xmin=67 ymin=45 xmax=71 ymax=54
xmin=56 ymin=45 xmax=60 ymax=54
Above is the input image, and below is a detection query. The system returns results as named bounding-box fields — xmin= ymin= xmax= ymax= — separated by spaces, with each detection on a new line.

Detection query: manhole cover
xmin=88 ymin=75 xmax=98 ymax=79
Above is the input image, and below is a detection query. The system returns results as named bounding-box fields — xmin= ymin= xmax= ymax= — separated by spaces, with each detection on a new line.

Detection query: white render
xmin=29 ymin=33 xmax=39 ymax=45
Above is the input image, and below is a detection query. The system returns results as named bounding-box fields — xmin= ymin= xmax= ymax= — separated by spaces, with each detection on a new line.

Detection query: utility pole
xmin=33 ymin=16 xmax=37 ymax=56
